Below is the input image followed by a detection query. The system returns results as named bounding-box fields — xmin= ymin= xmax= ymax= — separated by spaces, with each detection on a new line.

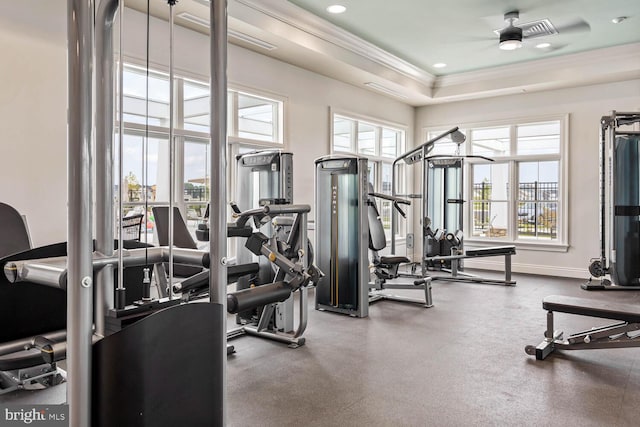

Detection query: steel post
xmin=67 ymin=0 xmax=95 ymax=425
xmin=210 ymin=1 xmax=228 ymax=424
xmin=95 ymin=0 xmax=120 ymax=338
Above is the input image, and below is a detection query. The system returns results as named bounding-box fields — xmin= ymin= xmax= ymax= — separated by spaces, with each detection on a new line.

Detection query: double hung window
xmin=427 ymin=117 xmax=566 ymax=246
xmin=332 ymin=113 xmax=406 ymax=240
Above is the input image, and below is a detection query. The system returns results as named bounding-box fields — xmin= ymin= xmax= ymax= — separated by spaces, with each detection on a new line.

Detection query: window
xmin=427 ymin=117 xmax=566 ymax=246
xmin=117 ymin=64 xmax=285 ymax=244
xmin=331 ymin=113 xmax=406 ymax=239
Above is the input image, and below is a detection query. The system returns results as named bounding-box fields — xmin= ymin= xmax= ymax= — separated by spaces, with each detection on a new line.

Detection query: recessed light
xmin=326 ymin=5 xmax=346 ymax=14
xmin=611 ymin=16 xmax=627 ymax=24
xmin=433 ymin=63 xmax=447 ymax=68
xmin=535 ymin=42 xmax=551 ymax=49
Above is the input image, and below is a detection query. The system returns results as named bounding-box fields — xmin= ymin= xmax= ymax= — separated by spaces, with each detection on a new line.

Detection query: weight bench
xmin=427 ymin=245 xmax=516 ymax=285
xmin=525 ymin=295 xmax=640 ymax=360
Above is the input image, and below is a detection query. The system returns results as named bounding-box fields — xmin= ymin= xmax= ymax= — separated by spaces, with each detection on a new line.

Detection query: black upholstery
xmin=152 ymin=207 xmax=198 ymax=249
xmin=368 ymin=201 xmax=387 ymax=251
xmin=367 ymin=189 xmax=409 ymax=269
xmin=466 ymin=245 xmax=516 ymax=257
xmin=380 ymin=256 xmax=410 ymax=265
xmin=152 ymin=206 xmax=202 ymax=277
xmin=0 ymin=202 xmax=31 ymax=259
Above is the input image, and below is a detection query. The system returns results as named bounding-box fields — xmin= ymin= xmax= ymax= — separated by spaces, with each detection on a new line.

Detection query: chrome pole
xmin=95 ymin=0 xmax=120 ymax=338
xmin=210 ymin=0 xmax=228 ymax=424
xmin=67 ymin=0 xmax=95 ymax=425
xmin=168 ymin=0 xmax=175 ymax=297
xmin=117 ymin=0 xmax=125 ymax=308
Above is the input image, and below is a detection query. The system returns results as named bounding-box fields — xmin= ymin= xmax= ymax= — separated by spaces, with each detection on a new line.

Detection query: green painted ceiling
xmin=288 ymin=0 xmax=640 ymax=75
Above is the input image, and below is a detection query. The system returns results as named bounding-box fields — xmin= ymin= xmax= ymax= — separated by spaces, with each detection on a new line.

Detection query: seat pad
xmin=380 ymin=256 xmax=410 ymax=265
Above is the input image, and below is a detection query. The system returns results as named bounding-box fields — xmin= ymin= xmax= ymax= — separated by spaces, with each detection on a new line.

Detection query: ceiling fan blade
xmin=554 ymin=19 xmax=591 ymax=34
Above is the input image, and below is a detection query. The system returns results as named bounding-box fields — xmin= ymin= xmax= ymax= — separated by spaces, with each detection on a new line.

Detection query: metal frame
xmin=63 ymin=0 xmax=228 ymax=424
xmin=526 ymin=307 xmax=640 ymax=360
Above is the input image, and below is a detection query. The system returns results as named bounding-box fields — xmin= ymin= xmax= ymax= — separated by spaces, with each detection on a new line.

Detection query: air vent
xmin=494 ymin=19 xmax=558 ymax=39
xmin=521 ymin=19 xmax=558 ymax=38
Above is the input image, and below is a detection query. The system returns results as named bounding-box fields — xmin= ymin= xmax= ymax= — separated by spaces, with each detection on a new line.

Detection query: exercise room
xmin=1 ymin=0 xmax=639 ymax=425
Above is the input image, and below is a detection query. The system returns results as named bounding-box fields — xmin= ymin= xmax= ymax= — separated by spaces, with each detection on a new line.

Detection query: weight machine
xmin=392 ymin=128 xmax=516 ymax=286
xmin=585 ymin=111 xmax=640 ymax=290
xmin=314 ymin=155 xmax=431 ymax=318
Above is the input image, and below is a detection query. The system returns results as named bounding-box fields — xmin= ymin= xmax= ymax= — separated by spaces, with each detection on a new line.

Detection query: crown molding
xmin=430 ymin=42 xmax=640 ymax=102
xmin=436 ymin=42 xmax=640 ymax=88
xmin=233 ymin=0 xmax=436 ymax=87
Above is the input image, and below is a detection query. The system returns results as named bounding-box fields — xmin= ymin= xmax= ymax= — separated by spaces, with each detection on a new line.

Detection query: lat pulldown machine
xmin=392 ymin=128 xmax=516 ymax=286
xmin=585 ymin=111 xmax=640 ymax=290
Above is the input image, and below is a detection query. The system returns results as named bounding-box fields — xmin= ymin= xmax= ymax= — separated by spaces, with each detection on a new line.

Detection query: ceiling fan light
xmin=499 ymin=39 xmax=522 ymax=50
xmin=499 ymin=26 xmax=523 ymax=50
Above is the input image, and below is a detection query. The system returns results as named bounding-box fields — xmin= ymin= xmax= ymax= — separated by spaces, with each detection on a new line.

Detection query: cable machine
xmin=392 ymin=128 xmax=516 ymax=286
xmin=585 ymin=111 xmax=640 ymax=290
xmin=68 ymin=1 xmax=227 ymax=425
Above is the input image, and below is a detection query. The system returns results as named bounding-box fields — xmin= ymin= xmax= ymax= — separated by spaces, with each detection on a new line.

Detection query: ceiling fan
xmin=496 ymin=10 xmax=590 ymax=51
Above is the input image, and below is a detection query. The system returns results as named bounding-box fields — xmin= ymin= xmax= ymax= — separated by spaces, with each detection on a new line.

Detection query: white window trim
xmin=329 ymin=108 xmax=407 ymax=157
xmin=329 ymin=109 xmax=409 ymax=244
xmin=424 ymin=113 xmax=569 ymax=250
xmin=229 ymin=82 xmax=288 ymax=148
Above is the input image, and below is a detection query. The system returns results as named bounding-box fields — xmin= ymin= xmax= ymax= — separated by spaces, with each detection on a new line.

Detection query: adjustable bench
xmin=427 ymin=245 xmax=516 ymax=286
xmin=526 ymin=295 xmax=640 ymax=360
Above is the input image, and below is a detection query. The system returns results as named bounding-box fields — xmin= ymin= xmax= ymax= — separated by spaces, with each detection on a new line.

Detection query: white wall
xmin=0 ymin=2 xmax=67 ymax=247
xmin=0 ymin=5 xmax=414 ymax=247
xmin=416 ymin=80 xmax=640 ymax=278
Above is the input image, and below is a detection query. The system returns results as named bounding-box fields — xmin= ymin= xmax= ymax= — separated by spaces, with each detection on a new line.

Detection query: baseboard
xmin=463 ymin=259 xmax=588 ymax=279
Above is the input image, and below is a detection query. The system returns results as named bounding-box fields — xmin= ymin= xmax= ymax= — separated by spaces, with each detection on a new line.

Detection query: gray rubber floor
xmin=4 ymin=272 xmax=640 ymax=426
xmin=227 ymin=273 xmax=640 ymax=426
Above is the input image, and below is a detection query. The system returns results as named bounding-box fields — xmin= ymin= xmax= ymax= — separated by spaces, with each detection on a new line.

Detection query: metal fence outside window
xmin=472 ymin=181 xmax=558 ymax=239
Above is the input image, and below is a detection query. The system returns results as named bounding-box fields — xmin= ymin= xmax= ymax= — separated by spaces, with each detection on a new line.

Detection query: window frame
xmin=425 ymin=114 xmax=569 ymax=252
xmin=330 ymin=109 xmax=408 ymax=241
xmin=116 ymin=63 xmax=287 ymax=245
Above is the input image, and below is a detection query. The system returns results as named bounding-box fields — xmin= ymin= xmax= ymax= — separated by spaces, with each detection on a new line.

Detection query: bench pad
xmin=465 ymin=245 xmax=516 ymax=257
xmin=543 ymin=295 xmax=640 ymax=323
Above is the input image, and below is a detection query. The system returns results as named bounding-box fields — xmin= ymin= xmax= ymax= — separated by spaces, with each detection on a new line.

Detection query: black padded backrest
xmin=0 ymin=202 xmax=31 ymax=258
xmin=152 ymin=207 xmax=198 ymax=249
xmin=368 ymin=198 xmax=387 ymax=252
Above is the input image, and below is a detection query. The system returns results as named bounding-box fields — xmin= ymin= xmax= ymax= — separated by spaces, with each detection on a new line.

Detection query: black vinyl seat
xmin=152 ymin=206 xmax=203 ymax=278
xmin=379 ymin=255 xmax=410 ymax=265
xmin=0 ymin=202 xmax=31 ymax=259
xmin=368 ymin=194 xmax=411 ymax=281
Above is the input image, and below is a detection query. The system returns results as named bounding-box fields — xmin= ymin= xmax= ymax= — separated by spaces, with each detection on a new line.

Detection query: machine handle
xmin=369 ymin=191 xmax=410 ymax=205
xmin=393 ymin=202 xmax=407 ymax=219
xmin=262 ymin=204 xmax=311 ymax=216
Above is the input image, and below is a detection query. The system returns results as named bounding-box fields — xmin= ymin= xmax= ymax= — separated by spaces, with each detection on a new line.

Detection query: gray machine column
xmin=314 ymin=155 xmax=369 ymax=318
xmin=210 ymin=0 xmax=228 ymax=424
xmin=66 ymin=0 xmax=95 ymax=425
